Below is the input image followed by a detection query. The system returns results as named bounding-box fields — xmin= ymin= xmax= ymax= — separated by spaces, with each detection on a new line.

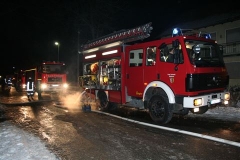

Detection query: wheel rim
xmin=150 ymin=100 xmax=165 ymax=119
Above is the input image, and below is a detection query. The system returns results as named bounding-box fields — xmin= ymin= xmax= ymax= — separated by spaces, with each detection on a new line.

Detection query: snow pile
xmin=187 ymin=106 xmax=240 ymax=123
xmin=0 ymin=121 xmax=59 ymax=160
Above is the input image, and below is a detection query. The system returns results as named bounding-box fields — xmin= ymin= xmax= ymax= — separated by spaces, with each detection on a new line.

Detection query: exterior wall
xmin=196 ymin=19 xmax=240 ymax=44
xmin=196 ymin=20 xmax=240 ymax=86
xmin=224 ymin=56 xmax=240 ymax=63
xmin=225 ymin=61 xmax=240 ymax=80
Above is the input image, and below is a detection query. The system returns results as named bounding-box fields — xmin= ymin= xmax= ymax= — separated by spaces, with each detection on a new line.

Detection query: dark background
xmin=1 ymin=0 xmax=239 ymax=82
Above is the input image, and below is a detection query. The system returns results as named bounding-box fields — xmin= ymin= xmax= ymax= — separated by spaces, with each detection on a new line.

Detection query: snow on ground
xmin=0 ymin=102 xmax=239 ymax=160
xmin=0 ymin=121 xmax=59 ymax=160
xmin=187 ymin=105 xmax=240 ymax=123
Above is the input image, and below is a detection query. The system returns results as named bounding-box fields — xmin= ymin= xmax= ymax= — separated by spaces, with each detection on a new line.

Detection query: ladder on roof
xmin=82 ymin=22 xmax=153 ymax=50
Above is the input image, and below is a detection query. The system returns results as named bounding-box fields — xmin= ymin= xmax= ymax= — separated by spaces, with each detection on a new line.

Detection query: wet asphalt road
xmin=0 ymin=87 xmax=240 ymax=160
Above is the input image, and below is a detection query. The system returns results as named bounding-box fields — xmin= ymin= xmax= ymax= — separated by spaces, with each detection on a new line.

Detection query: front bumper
xmin=183 ymin=91 xmax=230 ymax=108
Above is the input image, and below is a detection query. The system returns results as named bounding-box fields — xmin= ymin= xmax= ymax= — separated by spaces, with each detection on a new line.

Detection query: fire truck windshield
xmin=42 ymin=64 xmax=66 ymax=74
xmin=185 ymin=40 xmax=225 ymax=67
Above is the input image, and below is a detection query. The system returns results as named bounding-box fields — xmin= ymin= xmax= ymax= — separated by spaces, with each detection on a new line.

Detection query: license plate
xmin=211 ymin=99 xmax=221 ymax=104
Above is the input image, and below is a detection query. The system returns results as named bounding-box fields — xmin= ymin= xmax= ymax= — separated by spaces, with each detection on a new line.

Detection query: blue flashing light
xmin=204 ymin=34 xmax=211 ymax=39
xmin=172 ymin=28 xmax=182 ymax=37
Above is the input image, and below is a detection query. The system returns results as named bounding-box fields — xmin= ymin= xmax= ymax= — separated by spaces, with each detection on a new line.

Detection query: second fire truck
xmin=14 ymin=70 xmax=26 ymax=92
xmin=23 ymin=61 xmax=68 ymax=97
xmin=79 ymin=22 xmax=230 ymax=124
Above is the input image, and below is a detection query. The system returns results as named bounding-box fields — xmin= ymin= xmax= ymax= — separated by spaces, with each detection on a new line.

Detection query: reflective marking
xmin=92 ymin=110 xmax=240 ymax=148
xmin=211 ymin=99 xmax=221 ymax=104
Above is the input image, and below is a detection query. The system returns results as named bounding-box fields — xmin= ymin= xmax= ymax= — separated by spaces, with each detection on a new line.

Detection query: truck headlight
xmin=224 ymin=93 xmax=230 ymax=101
xmin=63 ymin=83 xmax=68 ymax=88
xmin=41 ymin=83 xmax=47 ymax=89
xmin=194 ymin=98 xmax=202 ymax=106
xmin=22 ymin=84 xmax=26 ymax=89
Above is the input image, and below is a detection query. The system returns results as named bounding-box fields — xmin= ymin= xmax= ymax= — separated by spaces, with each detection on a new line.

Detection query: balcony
xmin=222 ymin=41 xmax=240 ymax=56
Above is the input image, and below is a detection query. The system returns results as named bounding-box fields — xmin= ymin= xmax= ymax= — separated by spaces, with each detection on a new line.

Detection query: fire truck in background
xmin=79 ymin=22 xmax=230 ymax=124
xmin=14 ymin=70 xmax=26 ymax=92
xmin=21 ymin=61 xmax=68 ymax=97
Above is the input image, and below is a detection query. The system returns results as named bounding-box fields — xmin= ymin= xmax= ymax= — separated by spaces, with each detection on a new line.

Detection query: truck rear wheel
xmin=37 ymin=91 xmax=42 ymax=100
xmin=96 ymin=90 xmax=118 ymax=111
xmin=97 ymin=90 xmax=109 ymax=111
xmin=148 ymin=95 xmax=173 ymax=124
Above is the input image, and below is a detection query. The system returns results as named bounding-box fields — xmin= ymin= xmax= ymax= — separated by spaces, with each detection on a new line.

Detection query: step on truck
xmin=79 ymin=22 xmax=230 ymax=124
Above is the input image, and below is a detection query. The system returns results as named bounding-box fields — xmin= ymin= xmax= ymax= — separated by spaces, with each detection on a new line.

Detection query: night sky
xmin=1 ymin=0 xmax=239 ymax=79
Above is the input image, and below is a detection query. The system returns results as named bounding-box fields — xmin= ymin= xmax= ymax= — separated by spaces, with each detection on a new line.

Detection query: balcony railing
xmin=221 ymin=41 xmax=240 ymax=56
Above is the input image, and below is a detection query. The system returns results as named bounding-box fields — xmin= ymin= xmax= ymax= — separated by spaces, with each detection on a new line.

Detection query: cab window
xmin=146 ymin=46 xmax=156 ymax=66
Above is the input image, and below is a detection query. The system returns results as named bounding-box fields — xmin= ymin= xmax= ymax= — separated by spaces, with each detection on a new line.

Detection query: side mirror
xmin=172 ymin=40 xmax=180 ymax=64
xmin=173 ymin=49 xmax=180 ymax=64
xmin=193 ymin=45 xmax=201 ymax=54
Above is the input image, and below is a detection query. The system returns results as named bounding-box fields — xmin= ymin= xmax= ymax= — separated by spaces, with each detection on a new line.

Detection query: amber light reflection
xmin=19 ymin=107 xmax=35 ymax=121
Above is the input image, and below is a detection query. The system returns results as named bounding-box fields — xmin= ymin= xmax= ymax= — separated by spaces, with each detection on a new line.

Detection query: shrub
xmin=228 ymin=85 xmax=240 ymax=107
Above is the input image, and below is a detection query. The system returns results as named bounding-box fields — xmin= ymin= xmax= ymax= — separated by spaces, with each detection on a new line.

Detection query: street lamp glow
xmin=55 ymin=42 xmax=60 ymax=61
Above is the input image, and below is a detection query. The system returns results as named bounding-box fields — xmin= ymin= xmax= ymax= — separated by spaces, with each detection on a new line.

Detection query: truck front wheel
xmin=148 ymin=95 xmax=173 ymax=124
xmin=37 ymin=91 xmax=42 ymax=100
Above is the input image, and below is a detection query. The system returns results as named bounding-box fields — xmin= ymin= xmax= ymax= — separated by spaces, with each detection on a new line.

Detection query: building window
xmin=226 ymin=27 xmax=240 ymax=43
xmin=210 ymin=32 xmax=216 ymax=40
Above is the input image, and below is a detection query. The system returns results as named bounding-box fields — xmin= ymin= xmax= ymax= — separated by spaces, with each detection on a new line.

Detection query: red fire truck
xmin=14 ymin=70 xmax=26 ymax=92
xmin=23 ymin=61 xmax=68 ymax=96
xmin=79 ymin=22 xmax=230 ymax=124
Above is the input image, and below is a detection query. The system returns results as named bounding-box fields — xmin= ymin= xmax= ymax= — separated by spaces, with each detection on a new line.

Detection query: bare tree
xmin=63 ymin=0 xmax=129 ymax=41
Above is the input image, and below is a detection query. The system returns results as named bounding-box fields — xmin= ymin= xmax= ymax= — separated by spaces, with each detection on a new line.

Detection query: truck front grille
xmin=186 ymin=73 xmax=229 ymax=92
xmin=48 ymin=77 xmax=62 ymax=83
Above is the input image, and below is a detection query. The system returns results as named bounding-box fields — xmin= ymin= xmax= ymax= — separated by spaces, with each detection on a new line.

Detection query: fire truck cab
xmin=24 ymin=61 xmax=68 ymax=97
xmin=14 ymin=70 xmax=26 ymax=92
xmin=80 ymin=23 xmax=230 ymax=124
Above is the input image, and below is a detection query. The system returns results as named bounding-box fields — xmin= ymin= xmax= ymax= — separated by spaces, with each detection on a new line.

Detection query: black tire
xmin=190 ymin=106 xmax=208 ymax=114
xmin=148 ymin=95 xmax=173 ymax=124
xmin=37 ymin=91 xmax=42 ymax=100
xmin=97 ymin=90 xmax=109 ymax=111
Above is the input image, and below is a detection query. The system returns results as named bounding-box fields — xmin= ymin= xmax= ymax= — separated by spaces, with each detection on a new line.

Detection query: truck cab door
xmin=158 ymin=41 xmax=186 ymax=94
xmin=143 ymin=46 xmax=158 ymax=84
